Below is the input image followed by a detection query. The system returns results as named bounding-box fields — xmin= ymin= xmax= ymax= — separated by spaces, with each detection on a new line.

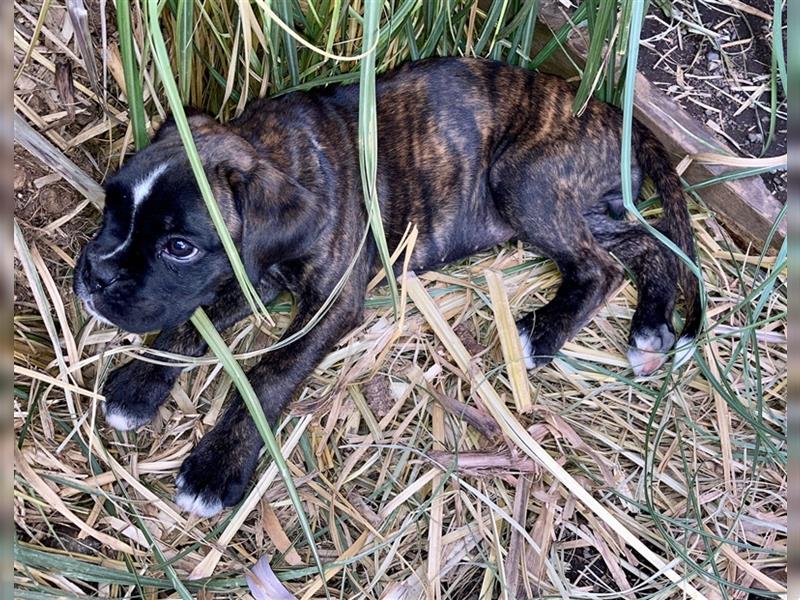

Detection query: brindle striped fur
xmin=75 ymin=58 xmax=700 ymax=515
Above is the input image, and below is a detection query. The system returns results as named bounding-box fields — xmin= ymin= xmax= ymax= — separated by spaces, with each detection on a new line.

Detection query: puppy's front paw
xmin=103 ymin=360 xmax=180 ymax=431
xmin=627 ymin=323 xmax=676 ymax=377
xmin=175 ymin=433 xmax=259 ymax=517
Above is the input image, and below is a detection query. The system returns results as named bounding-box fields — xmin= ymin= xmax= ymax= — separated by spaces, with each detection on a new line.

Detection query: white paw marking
xmin=627 ymin=348 xmax=661 ymax=378
xmin=102 ymin=164 xmax=168 ymax=259
xmin=104 ymin=405 xmax=142 ymax=431
xmin=175 ymin=490 xmax=223 ymax=518
xmin=519 ymin=331 xmax=535 ymax=370
xmin=627 ymin=333 xmax=669 ymax=377
xmin=673 ymin=335 xmax=695 ymax=368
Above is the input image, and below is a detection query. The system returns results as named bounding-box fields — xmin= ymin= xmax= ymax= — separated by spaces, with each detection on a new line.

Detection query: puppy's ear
xmin=233 ymin=162 xmax=323 ymax=283
xmin=152 ymin=109 xmax=218 ymax=143
xmin=193 ymin=131 xmax=323 ymax=283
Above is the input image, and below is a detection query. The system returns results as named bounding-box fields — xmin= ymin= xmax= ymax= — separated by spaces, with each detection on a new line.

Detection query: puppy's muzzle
xmin=78 ymin=253 xmax=120 ymax=293
xmin=73 ymin=247 xmax=122 ymax=325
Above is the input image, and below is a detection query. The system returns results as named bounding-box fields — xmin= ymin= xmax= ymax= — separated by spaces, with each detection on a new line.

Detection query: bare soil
xmin=640 ymin=0 xmax=787 ymax=202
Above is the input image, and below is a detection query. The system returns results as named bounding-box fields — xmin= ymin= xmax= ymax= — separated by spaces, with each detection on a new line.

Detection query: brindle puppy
xmin=74 ymin=57 xmax=701 ymax=517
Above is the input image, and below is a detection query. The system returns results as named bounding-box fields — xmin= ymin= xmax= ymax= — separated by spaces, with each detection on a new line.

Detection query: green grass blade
xmin=618 ymin=0 xmax=706 ymax=345
xmin=472 ymin=0 xmax=508 ymax=57
xmin=572 ymin=0 xmax=616 ymax=114
xmin=145 ymin=0 xmax=271 ymax=322
xmin=146 ymin=6 xmax=330 ymax=586
xmin=189 ymin=308 xmax=331 ymax=599
xmin=517 ymin=0 xmax=540 ymax=67
xmin=360 ymin=0 xmax=399 ymax=316
xmin=277 ymin=0 xmax=300 ymax=85
xmin=176 ymin=0 xmax=194 ymax=103
xmin=772 ymin=0 xmax=786 ymax=96
xmin=682 ymin=165 xmax=785 ymax=192
xmin=376 ymin=0 xmax=421 ymax=56
xmin=131 ymin=510 xmax=194 ymax=598
xmin=418 ymin=4 xmax=449 ymax=58
xmin=116 ymin=0 xmax=149 ymax=150
xmin=404 ymin=18 xmax=420 ymax=60
xmin=530 ymin=2 xmax=588 ymax=69
xmin=762 ymin=49 xmax=778 ymax=155
xmin=325 ymin=0 xmax=342 ymax=54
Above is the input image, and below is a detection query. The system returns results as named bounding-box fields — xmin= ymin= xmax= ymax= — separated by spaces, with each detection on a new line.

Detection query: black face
xmin=74 ymin=111 xmax=327 ymax=334
xmin=73 ymin=146 xmax=233 ymax=334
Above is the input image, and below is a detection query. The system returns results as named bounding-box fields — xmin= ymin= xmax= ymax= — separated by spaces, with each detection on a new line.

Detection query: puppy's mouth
xmin=81 ymin=295 xmax=115 ymax=327
xmin=78 ymin=290 xmax=157 ymax=334
xmin=75 ymin=279 xmax=193 ymax=334
xmin=73 ymin=270 xmax=117 ymax=328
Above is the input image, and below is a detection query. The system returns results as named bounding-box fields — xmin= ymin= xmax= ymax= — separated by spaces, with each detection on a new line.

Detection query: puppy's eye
xmin=164 ymin=238 xmax=198 ymax=260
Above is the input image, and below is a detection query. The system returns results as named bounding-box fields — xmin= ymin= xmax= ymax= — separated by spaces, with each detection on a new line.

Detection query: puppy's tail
xmin=634 ymin=124 xmax=702 ymax=359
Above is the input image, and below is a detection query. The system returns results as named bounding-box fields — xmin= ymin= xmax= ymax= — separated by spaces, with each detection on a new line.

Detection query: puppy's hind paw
xmin=515 ymin=320 xmax=556 ymax=370
xmin=627 ymin=323 xmax=676 ymax=377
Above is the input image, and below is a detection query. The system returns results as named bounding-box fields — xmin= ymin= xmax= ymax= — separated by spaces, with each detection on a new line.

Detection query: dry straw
xmin=13 ymin=0 xmax=786 ymax=598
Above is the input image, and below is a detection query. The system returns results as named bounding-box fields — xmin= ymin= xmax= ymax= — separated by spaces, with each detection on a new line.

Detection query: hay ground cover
xmin=13 ymin=0 xmax=787 ymax=598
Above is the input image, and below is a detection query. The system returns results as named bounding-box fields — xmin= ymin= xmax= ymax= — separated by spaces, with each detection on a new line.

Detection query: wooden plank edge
xmin=531 ymin=4 xmax=785 ymax=251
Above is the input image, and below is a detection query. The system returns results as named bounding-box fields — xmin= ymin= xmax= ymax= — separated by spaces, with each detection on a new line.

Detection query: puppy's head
xmin=74 ymin=113 xmax=322 ymax=334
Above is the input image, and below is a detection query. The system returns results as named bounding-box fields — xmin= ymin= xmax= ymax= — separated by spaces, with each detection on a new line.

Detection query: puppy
xmin=74 ymin=57 xmax=700 ymax=517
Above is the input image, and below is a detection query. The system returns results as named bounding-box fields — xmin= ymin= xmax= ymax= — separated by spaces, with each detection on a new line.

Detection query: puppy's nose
xmin=84 ymin=256 xmax=119 ymax=291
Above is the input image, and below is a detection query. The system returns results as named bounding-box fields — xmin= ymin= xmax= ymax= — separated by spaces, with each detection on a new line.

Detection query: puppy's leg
xmin=491 ymin=170 xmax=624 ymax=368
xmin=103 ymin=281 xmax=267 ymax=430
xmin=587 ymin=213 xmax=679 ymax=376
xmin=174 ymin=284 xmax=365 ymax=517
xmin=514 ymin=226 xmax=624 ymax=369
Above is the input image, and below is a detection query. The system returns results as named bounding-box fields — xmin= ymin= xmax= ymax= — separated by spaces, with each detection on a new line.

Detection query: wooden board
xmin=531 ymin=3 xmax=785 ymax=250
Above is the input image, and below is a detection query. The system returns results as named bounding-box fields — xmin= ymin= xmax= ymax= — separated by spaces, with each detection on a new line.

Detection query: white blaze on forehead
xmin=101 ymin=163 xmax=168 ymax=258
xmin=132 ymin=163 xmax=169 ymax=205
